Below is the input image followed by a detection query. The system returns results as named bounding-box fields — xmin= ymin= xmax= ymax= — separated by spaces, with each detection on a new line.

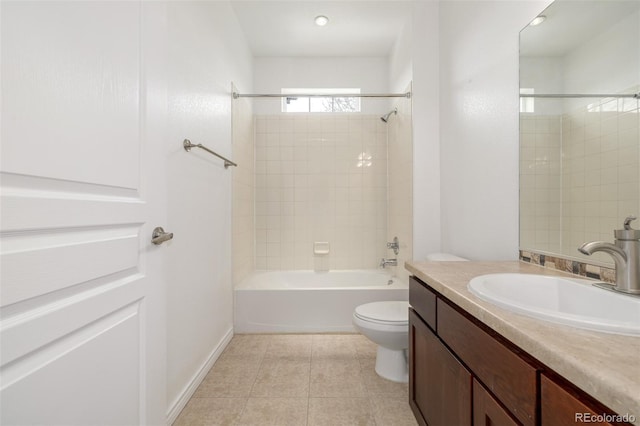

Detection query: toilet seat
xmin=354 ymin=301 xmax=409 ymax=325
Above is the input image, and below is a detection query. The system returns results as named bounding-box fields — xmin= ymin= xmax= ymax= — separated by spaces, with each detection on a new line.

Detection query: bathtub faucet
xmin=379 ymin=258 xmax=398 ymax=268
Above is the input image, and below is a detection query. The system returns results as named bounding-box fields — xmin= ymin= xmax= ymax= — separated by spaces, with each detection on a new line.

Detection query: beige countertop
xmin=405 ymin=260 xmax=640 ymax=424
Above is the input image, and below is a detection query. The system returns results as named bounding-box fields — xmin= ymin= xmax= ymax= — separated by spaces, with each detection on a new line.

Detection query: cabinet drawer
xmin=437 ymin=299 xmax=537 ymax=426
xmin=473 ymin=379 xmax=520 ymax=426
xmin=409 ymin=276 xmax=436 ymax=330
xmin=541 ymin=375 xmax=618 ymax=426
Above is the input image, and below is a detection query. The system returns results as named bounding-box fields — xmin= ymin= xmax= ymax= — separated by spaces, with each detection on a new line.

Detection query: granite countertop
xmin=405 ymin=260 xmax=640 ymax=424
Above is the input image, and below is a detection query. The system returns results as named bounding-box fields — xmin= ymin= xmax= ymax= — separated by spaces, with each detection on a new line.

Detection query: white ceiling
xmin=230 ymin=1 xmax=414 ymax=57
xmin=520 ymin=0 xmax=640 ymax=57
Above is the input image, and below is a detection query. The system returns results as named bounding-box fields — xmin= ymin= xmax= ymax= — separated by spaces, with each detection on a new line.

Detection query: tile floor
xmin=174 ymin=334 xmax=418 ymax=426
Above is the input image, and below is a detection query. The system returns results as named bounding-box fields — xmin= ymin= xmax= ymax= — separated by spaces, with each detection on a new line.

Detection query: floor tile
xmin=173 ymin=398 xmax=246 ymax=426
xmin=250 ymin=358 xmax=310 ymax=397
xmin=193 ymin=359 xmax=261 ymax=398
xmin=236 ymin=397 xmax=308 ymax=426
xmin=353 ymin=335 xmax=378 ymax=360
xmin=264 ymin=334 xmax=312 ymax=360
xmin=311 ymin=334 xmax=359 ymax=360
xmin=309 ymin=358 xmax=367 ymax=397
xmin=370 ymin=396 xmax=419 ymax=426
xmin=218 ymin=334 xmax=271 ymax=363
xmin=178 ymin=334 xmax=417 ymax=426
xmin=308 ymin=397 xmax=375 ymax=426
xmin=359 ymin=357 xmax=409 ymax=397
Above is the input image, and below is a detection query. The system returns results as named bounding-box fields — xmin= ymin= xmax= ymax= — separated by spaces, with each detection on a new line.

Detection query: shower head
xmin=380 ymin=107 xmax=398 ymax=123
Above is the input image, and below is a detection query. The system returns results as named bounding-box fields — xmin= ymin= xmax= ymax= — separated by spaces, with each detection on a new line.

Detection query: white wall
xmin=438 ymin=0 xmax=551 ymax=260
xmin=389 ymin=19 xmax=412 ymax=95
xmin=388 ymin=2 xmax=442 ymax=261
xmin=563 ymin=10 xmax=639 ymax=97
xmin=410 ymin=2 xmax=442 ymax=260
xmin=166 ymin=1 xmax=252 ymax=420
xmin=519 ymin=56 xmax=564 ymax=115
xmin=252 ymin=57 xmax=390 ymax=114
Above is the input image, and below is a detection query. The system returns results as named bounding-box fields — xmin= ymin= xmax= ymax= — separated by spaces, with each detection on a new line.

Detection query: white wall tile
xmin=253 ymin=114 xmax=392 ymax=270
xmin=522 ymin=93 xmax=639 ymax=263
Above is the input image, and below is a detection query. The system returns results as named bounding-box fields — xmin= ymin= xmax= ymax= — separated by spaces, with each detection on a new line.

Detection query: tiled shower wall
xmin=519 ymin=115 xmax=562 ymax=254
xmin=254 ymin=115 xmax=388 ymax=270
xmin=388 ymin=86 xmax=413 ymax=282
xmin=232 ymin=94 xmax=255 ymax=285
xmin=520 ymin=88 xmax=639 ymax=265
xmin=561 ymin=92 xmax=639 ymax=264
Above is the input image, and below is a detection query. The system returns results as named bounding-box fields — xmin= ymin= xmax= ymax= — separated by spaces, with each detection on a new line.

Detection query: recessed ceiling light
xmin=529 ymin=15 xmax=546 ymax=26
xmin=315 ymin=15 xmax=329 ymax=27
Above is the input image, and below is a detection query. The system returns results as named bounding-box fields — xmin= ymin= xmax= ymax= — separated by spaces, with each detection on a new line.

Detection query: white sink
xmin=468 ymin=274 xmax=640 ymax=336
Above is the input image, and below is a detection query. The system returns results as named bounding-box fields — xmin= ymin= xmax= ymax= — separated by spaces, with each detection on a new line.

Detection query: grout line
xmin=235 ymin=335 xmax=271 ymax=423
xmin=183 ymin=333 xmax=414 ymax=425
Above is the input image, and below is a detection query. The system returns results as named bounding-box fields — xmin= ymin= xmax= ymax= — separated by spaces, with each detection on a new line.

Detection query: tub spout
xmin=379 ymin=258 xmax=397 ymax=268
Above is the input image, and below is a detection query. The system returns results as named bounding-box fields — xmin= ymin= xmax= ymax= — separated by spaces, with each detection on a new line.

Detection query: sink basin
xmin=468 ymin=274 xmax=640 ymax=336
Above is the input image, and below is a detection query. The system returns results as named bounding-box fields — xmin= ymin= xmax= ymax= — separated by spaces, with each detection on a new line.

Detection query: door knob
xmin=151 ymin=227 xmax=173 ymax=245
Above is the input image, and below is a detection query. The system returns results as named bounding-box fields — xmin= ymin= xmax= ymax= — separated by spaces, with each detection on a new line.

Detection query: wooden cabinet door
xmin=541 ymin=375 xmax=618 ymax=426
xmin=438 ymin=300 xmax=537 ymax=426
xmin=473 ymin=379 xmax=520 ymax=426
xmin=410 ymin=308 xmax=472 ymax=426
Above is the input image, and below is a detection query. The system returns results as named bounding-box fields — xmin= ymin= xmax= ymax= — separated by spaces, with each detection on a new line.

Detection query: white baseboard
xmin=165 ymin=327 xmax=234 ymax=425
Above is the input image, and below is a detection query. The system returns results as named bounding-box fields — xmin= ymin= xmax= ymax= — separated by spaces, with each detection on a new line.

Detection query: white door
xmin=1 ymin=2 xmax=168 ymax=424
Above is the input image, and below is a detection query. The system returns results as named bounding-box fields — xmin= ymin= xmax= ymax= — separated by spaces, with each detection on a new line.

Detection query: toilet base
xmin=374 ymin=346 xmax=408 ymax=383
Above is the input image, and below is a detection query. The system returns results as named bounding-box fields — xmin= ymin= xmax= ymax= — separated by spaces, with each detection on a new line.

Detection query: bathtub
xmin=234 ymin=270 xmax=409 ymax=333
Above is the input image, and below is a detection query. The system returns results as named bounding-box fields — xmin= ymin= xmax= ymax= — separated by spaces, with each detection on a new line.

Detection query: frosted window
xmin=520 ymin=88 xmax=535 ymax=113
xmin=282 ymin=88 xmax=361 ymax=113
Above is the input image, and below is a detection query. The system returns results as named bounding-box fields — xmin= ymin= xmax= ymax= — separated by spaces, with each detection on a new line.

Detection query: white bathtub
xmin=234 ymin=270 xmax=409 ymax=333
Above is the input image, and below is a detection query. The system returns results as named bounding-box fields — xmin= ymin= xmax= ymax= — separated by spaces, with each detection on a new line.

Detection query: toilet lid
xmin=354 ymin=301 xmax=409 ymax=324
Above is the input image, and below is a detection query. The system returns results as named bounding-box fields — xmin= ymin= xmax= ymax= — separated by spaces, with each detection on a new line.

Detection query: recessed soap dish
xmin=313 ymin=242 xmax=330 ymax=255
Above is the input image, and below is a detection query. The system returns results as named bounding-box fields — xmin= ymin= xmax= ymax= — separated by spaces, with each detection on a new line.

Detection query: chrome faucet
xmin=387 ymin=237 xmax=399 ymax=255
xmin=379 ymin=258 xmax=398 ymax=268
xmin=578 ymin=216 xmax=640 ymax=295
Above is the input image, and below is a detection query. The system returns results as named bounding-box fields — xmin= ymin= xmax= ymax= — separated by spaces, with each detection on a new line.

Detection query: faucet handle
xmin=615 ymin=216 xmax=640 ymax=241
xmin=623 ymin=216 xmax=637 ymax=230
xmin=386 ymin=236 xmax=399 ymax=255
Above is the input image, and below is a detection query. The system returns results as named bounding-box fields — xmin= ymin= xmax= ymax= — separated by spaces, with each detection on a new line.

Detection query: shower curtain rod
xmin=232 ymin=92 xmax=412 ymax=99
xmin=520 ymin=93 xmax=639 ymax=99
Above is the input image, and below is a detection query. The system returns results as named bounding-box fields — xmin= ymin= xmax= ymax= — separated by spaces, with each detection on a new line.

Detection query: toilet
xmin=424 ymin=252 xmax=469 ymax=262
xmin=353 ymin=253 xmax=468 ymax=383
xmin=353 ymin=300 xmax=410 ymax=382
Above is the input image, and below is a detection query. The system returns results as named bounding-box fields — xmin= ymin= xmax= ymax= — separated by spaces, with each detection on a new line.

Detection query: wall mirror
xmin=519 ymin=0 xmax=640 ymax=266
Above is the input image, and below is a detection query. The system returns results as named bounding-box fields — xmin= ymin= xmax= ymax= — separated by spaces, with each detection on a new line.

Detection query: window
xmin=282 ymin=88 xmax=361 ymax=113
xmin=520 ymin=88 xmax=535 ymax=113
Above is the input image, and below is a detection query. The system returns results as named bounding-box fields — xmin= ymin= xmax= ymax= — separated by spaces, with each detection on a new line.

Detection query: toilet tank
xmin=425 ymin=253 xmax=468 ymax=261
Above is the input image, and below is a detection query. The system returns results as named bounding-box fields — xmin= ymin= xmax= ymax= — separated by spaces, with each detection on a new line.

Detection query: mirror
xmin=519 ymin=0 xmax=640 ymax=266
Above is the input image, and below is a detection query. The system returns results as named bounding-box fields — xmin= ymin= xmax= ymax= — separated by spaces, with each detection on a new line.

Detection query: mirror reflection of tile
xmin=519 ymin=0 xmax=639 ymax=267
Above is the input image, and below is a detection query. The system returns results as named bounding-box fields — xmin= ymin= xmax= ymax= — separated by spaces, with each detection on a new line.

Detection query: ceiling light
xmin=315 ymin=15 xmax=329 ymax=26
xmin=529 ymin=15 xmax=546 ymax=26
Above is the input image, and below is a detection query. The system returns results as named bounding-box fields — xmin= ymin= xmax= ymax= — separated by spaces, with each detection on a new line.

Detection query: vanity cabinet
xmin=541 ymin=375 xmax=614 ymax=426
xmin=408 ymin=276 xmax=626 ymax=426
xmin=473 ymin=378 xmax=520 ymax=426
xmin=409 ymin=308 xmax=471 ymax=426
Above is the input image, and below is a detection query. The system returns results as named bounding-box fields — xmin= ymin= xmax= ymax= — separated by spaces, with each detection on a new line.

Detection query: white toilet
xmin=353 ymin=300 xmax=410 ymax=383
xmin=424 ymin=253 xmax=469 ymax=262
xmin=353 ymin=253 xmax=468 ymax=383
